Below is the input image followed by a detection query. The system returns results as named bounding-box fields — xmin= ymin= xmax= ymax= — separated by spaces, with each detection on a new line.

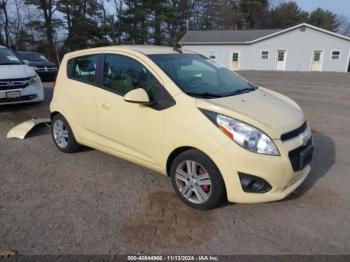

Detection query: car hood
xmin=196 ymin=87 xmax=305 ymax=139
xmin=0 ymin=64 xmax=36 ymax=79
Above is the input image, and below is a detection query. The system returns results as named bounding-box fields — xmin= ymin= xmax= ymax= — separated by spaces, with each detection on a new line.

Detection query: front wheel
xmin=51 ymin=113 xmax=80 ymax=153
xmin=170 ymin=149 xmax=226 ymax=210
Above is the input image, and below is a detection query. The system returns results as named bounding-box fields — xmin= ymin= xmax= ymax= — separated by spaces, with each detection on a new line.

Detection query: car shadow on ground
xmin=27 ymin=124 xmax=92 ymax=152
xmin=286 ymin=131 xmax=336 ymax=200
xmin=26 ymin=123 xmax=51 ymax=138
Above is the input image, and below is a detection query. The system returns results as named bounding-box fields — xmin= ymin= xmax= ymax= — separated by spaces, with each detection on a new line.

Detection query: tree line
xmin=0 ymin=0 xmax=349 ymax=62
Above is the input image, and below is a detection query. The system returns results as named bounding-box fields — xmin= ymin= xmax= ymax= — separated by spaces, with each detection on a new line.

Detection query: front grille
xmin=0 ymin=77 xmax=31 ymax=91
xmin=281 ymin=122 xmax=307 ymax=141
xmin=0 ymin=94 xmax=37 ymax=103
xmin=288 ymin=138 xmax=313 ymax=171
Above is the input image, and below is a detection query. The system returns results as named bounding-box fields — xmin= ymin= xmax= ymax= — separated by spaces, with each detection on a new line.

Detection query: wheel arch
xmin=50 ymin=111 xmax=60 ymax=119
xmin=166 ymin=146 xmax=196 ymax=176
xmin=166 ymin=146 xmax=222 ymax=177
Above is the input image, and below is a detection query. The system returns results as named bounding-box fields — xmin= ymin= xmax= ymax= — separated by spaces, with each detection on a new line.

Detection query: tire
xmin=51 ymin=113 xmax=80 ymax=153
xmin=170 ymin=149 xmax=226 ymax=210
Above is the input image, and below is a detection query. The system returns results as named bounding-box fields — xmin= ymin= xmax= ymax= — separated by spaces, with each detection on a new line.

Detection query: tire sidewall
xmin=170 ymin=149 xmax=226 ymax=210
xmin=51 ymin=114 xmax=79 ymax=153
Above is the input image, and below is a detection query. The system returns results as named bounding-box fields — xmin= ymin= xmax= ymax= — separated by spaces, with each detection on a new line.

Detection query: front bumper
xmin=0 ymin=83 xmax=44 ymax=105
xmin=212 ymin=137 xmax=312 ymax=203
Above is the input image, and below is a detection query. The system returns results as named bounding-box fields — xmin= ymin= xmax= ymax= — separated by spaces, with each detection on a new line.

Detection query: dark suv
xmin=17 ymin=51 xmax=58 ymax=82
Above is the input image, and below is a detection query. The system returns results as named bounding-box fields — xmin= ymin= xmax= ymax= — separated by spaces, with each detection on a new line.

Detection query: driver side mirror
xmin=124 ymin=88 xmax=151 ymax=105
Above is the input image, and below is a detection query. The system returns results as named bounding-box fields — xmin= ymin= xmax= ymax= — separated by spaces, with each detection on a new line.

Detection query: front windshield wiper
xmin=224 ymin=87 xmax=257 ymax=97
xmin=185 ymin=92 xmax=223 ymax=98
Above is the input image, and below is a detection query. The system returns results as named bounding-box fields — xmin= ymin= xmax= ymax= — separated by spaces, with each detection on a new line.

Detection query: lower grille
xmin=0 ymin=94 xmax=37 ymax=103
xmin=288 ymin=138 xmax=313 ymax=171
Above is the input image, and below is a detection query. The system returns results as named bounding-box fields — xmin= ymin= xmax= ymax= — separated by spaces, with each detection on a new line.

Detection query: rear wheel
xmin=51 ymin=114 xmax=80 ymax=153
xmin=170 ymin=149 xmax=226 ymax=210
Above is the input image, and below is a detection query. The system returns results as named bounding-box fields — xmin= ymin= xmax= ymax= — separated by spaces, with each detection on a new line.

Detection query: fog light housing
xmin=238 ymin=172 xmax=272 ymax=193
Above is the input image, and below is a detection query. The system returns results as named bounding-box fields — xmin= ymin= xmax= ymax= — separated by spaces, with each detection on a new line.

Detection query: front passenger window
xmin=103 ymin=54 xmax=160 ymax=102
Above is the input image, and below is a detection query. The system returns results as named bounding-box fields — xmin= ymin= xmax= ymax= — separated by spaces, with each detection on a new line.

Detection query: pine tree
xmin=309 ymin=8 xmax=340 ymax=32
xmin=270 ymin=2 xmax=308 ymax=29
xmin=58 ymin=0 xmax=105 ymax=52
xmin=120 ymin=0 xmax=150 ymax=44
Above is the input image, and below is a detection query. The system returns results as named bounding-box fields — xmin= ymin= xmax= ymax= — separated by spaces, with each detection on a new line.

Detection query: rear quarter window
xmin=67 ymin=55 xmax=98 ymax=84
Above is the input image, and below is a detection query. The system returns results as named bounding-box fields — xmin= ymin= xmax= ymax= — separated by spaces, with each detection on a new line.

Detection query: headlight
xmin=216 ymin=115 xmax=279 ymax=155
xmin=29 ymin=75 xmax=39 ymax=85
xmin=201 ymin=110 xmax=279 ymax=155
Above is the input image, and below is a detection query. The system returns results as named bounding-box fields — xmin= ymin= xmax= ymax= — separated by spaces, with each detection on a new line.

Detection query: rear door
xmin=65 ymin=54 xmax=101 ymax=144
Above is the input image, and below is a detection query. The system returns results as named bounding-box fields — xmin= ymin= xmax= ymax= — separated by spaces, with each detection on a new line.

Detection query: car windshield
xmin=18 ymin=52 xmax=49 ymax=62
xmin=148 ymin=54 xmax=256 ymax=98
xmin=0 ymin=47 xmax=22 ymax=65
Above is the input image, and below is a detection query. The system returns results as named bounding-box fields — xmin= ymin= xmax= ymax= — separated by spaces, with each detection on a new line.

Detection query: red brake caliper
xmin=198 ymin=167 xmax=210 ymax=192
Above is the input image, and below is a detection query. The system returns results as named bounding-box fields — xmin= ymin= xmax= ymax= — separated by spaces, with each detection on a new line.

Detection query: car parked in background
xmin=17 ymin=51 xmax=58 ymax=82
xmin=0 ymin=46 xmax=44 ymax=105
xmin=50 ymin=45 xmax=313 ymax=209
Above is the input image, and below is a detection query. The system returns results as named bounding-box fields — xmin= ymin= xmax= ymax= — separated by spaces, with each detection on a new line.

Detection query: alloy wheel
xmin=53 ymin=119 xmax=69 ymax=148
xmin=175 ymin=160 xmax=212 ymax=204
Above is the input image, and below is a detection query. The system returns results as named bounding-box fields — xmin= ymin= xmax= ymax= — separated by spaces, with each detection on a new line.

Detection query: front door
xmin=276 ymin=50 xmax=287 ymax=71
xmin=311 ymin=50 xmax=323 ymax=72
xmin=97 ymin=54 xmax=164 ymax=166
xmin=230 ymin=52 xmax=240 ymax=71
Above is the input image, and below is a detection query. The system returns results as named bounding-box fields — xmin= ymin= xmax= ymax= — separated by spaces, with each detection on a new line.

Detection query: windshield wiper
xmin=185 ymin=92 xmax=223 ymax=98
xmin=224 ymin=87 xmax=257 ymax=97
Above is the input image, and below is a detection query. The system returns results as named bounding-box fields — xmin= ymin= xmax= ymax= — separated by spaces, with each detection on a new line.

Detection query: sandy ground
xmin=0 ymin=71 xmax=349 ymax=255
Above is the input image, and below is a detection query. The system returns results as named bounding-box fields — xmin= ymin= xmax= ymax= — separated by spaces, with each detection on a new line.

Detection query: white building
xmin=179 ymin=23 xmax=350 ymax=72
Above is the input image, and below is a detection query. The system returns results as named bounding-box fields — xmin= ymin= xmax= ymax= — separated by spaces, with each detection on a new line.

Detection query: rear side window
xmin=103 ymin=54 xmax=160 ymax=101
xmin=67 ymin=55 xmax=98 ymax=84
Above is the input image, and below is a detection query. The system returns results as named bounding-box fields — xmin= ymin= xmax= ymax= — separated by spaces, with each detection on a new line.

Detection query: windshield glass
xmin=148 ymin=54 xmax=256 ymax=98
xmin=18 ymin=52 xmax=49 ymax=62
xmin=0 ymin=47 xmax=22 ymax=65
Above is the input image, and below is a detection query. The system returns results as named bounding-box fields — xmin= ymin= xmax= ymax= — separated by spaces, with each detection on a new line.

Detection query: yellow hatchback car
xmin=50 ymin=45 xmax=313 ymax=209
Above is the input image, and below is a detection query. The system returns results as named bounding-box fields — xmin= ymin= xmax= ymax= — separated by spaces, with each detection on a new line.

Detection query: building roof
xmin=180 ymin=23 xmax=350 ymax=45
xmin=180 ymin=29 xmax=281 ymax=44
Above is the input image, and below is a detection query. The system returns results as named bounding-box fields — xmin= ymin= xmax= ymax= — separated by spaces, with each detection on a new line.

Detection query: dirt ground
xmin=0 ymin=71 xmax=350 ymax=255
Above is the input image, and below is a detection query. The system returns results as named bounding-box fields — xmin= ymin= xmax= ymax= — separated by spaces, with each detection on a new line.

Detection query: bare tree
xmin=113 ymin=0 xmax=123 ymax=43
xmin=338 ymin=15 xmax=350 ymax=36
xmin=24 ymin=0 xmax=59 ymax=59
xmin=0 ymin=0 xmax=10 ymax=46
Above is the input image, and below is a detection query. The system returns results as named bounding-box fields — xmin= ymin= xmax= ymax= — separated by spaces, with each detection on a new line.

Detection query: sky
xmin=290 ymin=0 xmax=350 ymax=20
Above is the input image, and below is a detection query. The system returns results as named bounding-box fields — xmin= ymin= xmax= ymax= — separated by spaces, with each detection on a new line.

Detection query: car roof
xmin=117 ymin=45 xmax=195 ymax=55
xmin=66 ymin=45 xmax=196 ymax=57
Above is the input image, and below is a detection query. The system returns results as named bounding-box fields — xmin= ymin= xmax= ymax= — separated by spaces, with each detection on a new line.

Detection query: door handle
xmin=101 ymin=104 xmax=111 ymax=110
